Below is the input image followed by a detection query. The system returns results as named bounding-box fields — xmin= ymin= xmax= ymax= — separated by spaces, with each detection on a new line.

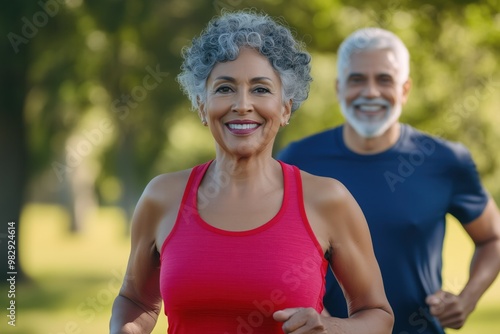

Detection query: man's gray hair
xmin=337 ymin=28 xmax=410 ymax=84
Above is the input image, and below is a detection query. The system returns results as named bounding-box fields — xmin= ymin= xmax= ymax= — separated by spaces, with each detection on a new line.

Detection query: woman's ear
xmin=197 ymin=99 xmax=208 ymax=126
xmin=281 ymin=99 xmax=292 ymax=126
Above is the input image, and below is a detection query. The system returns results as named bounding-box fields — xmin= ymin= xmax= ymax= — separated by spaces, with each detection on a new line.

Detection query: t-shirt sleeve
xmin=448 ymin=143 xmax=489 ymax=224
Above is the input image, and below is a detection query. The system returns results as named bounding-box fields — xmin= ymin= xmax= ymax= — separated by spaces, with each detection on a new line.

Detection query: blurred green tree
xmin=0 ymin=0 xmax=41 ymax=282
xmin=1 ymin=2 xmax=499 ymax=286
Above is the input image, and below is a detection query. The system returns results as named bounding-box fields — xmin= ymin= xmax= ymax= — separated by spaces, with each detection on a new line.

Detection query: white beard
xmin=340 ymin=96 xmax=402 ymax=138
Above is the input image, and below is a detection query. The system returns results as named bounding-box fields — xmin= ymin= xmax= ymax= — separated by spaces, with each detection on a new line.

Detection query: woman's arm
xmin=109 ymin=177 xmax=170 ymax=334
xmin=324 ymin=178 xmax=393 ymax=333
xmin=274 ymin=173 xmax=393 ymax=333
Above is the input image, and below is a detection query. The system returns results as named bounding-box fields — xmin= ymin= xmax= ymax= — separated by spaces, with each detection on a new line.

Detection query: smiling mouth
xmin=227 ymin=123 xmax=259 ymax=130
xmin=225 ymin=122 xmax=261 ymax=135
xmin=355 ymin=104 xmax=387 ymax=113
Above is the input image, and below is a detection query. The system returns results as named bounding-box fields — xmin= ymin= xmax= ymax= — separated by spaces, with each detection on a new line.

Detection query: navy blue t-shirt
xmin=277 ymin=124 xmax=488 ymax=334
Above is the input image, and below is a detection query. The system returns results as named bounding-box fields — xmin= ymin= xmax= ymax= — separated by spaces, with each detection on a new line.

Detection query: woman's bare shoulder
xmin=143 ymin=168 xmax=193 ymax=204
xmin=298 ymin=169 xmax=366 ymax=249
xmin=299 ymin=169 xmax=351 ymax=206
xmin=130 ymin=168 xmax=194 ymax=235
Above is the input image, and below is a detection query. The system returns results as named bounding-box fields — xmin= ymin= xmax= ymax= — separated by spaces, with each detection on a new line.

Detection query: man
xmin=277 ymin=27 xmax=500 ymax=334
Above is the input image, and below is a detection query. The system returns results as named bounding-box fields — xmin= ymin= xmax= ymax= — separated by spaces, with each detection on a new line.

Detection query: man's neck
xmin=343 ymin=123 xmax=401 ymax=154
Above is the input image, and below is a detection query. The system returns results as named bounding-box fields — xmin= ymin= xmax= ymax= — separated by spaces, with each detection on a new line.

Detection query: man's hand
xmin=426 ymin=290 xmax=473 ymax=329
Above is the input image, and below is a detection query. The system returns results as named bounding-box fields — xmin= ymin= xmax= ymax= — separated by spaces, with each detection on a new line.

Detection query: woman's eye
xmin=215 ymin=86 xmax=232 ymax=93
xmin=254 ymin=87 xmax=270 ymax=93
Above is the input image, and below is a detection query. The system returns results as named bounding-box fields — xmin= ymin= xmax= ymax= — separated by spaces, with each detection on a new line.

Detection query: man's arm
xmin=427 ymin=198 xmax=500 ymax=329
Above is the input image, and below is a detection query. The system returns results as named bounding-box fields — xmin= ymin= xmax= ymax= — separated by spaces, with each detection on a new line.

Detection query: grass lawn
xmin=4 ymin=204 xmax=500 ymax=333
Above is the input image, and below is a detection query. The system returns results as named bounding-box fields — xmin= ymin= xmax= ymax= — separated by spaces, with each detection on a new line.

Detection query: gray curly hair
xmin=177 ymin=10 xmax=312 ymax=113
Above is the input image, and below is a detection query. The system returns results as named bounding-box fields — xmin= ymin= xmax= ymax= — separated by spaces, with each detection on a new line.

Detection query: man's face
xmin=337 ymin=49 xmax=410 ymax=138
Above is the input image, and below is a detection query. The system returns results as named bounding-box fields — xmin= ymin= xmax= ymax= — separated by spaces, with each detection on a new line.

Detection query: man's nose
xmin=362 ymin=79 xmax=381 ymax=98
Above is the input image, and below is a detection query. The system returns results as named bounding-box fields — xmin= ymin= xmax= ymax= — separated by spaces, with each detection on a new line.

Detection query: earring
xmin=202 ymin=119 xmax=207 ymax=126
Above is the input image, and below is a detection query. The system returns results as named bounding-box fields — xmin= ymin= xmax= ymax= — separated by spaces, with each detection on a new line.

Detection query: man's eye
xmin=380 ymin=78 xmax=394 ymax=85
xmin=349 ymin=76 xmax=364 ymax=83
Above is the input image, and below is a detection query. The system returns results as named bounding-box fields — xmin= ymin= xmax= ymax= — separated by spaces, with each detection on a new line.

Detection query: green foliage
xmin=5 ymin=0 xmax=500 ymax=210
xmin=3 ymin=1 xmax=499 ymax=327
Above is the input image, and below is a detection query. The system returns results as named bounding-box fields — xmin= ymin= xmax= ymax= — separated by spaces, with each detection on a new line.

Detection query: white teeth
xmin=358 ymin=105 xmax=383 ymax=112
xmin=228 ymin=123 xmax=258 ymax=130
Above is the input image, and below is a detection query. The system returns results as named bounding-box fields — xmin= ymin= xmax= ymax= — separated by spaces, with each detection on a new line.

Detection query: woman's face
xmin=200 ymin=47 xmax=291 ymax=158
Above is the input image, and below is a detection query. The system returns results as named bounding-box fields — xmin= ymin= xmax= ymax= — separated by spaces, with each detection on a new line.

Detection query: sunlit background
xmin=1 ymin=0 xmax=499 ymax=333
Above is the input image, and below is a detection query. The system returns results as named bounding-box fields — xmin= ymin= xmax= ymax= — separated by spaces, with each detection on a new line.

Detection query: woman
xmin=110 ymin=10 xmax=393 ymax=334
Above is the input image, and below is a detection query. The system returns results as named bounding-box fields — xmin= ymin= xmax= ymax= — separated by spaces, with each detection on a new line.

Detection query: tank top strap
xmin=278 ymin=161 xmax=323 ymax=255
xmin=184 ymin=160 xmax=212 ymax=210
xmin=160 ymin=160 xmax=212 ymax=261
xmin=180 ymin=160 xmax=308 ymax=236
xmin=278 ymin=160 xmax=302 ymax=216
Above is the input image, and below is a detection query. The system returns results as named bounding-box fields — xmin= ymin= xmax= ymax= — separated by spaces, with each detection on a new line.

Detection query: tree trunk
xmin=0 ymin=1 xmax=39 ymax=284
xmin=0 ymin=52 xmax=29 ymax=283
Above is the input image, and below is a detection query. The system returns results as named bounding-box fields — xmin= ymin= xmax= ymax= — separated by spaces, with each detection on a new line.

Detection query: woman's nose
xmin=232 ymin=90 xmax=253 ymax=114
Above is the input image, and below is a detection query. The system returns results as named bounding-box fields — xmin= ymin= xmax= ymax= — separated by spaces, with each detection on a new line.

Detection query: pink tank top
xmin=160 ymin=161 xmax=328 ymax=333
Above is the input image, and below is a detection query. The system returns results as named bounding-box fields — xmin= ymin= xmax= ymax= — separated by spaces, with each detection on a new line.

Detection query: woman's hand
xmin=273 ymin=307 xmax=328 ymax=333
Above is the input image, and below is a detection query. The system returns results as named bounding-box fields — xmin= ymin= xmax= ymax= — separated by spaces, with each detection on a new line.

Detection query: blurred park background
xmin=1 ymin=0 xmax=500 ymax=333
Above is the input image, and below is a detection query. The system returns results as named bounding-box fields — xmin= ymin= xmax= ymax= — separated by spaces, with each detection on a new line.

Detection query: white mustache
xmin=352 ymin=97 xmax=392 ymax=108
